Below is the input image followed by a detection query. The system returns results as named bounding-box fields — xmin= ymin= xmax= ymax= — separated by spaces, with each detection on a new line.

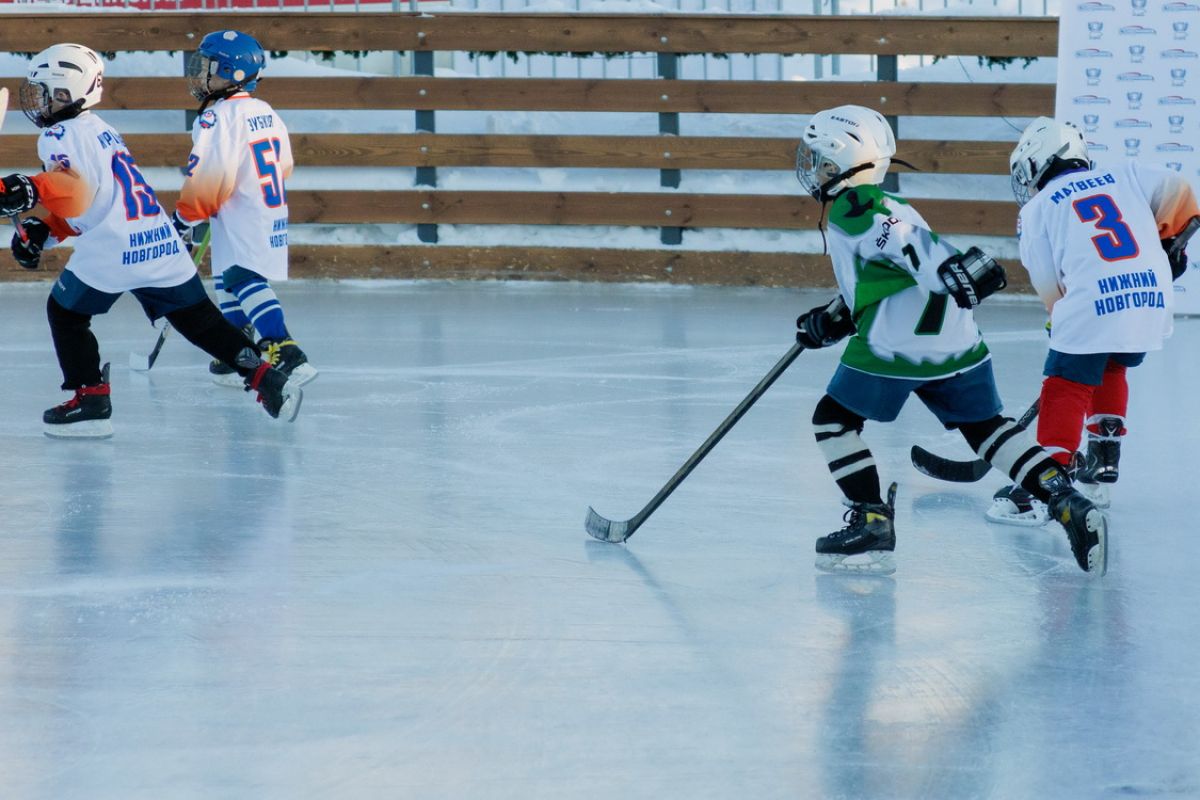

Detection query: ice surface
xmin=0 ymin=280 xmax=1198 ymax=799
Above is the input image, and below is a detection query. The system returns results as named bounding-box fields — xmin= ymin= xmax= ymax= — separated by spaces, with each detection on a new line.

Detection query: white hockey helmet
xmin=1009 ymin=117 xmax=1091 ymax=206
xmin=20 ymin=43 xmax=104 ymax=128
xmin=796 ymin=105 xmax=896 ymax=201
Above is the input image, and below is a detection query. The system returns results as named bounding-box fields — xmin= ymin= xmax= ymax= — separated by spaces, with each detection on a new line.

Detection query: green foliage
xmin=932 ymin=55 xmax=1039 ymax=69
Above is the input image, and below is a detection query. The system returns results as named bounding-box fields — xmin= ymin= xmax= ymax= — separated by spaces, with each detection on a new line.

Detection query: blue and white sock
xmin=214 ymin=275 xmax=254 ymax=332
xmin=232 ymin=278 xmax=289 ymax=341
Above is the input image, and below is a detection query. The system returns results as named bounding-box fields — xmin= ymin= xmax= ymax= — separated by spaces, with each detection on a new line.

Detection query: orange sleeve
xmin=29 ymin=169 xmax=92 ymax=220
xmin=1151 ymin=173 xmax=1200 ymax=239
xmin=43 ymin=213 xmax=77 ymax=242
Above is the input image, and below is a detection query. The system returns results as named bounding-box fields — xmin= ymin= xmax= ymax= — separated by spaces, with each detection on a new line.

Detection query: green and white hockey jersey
xmin=825 ymin=184 xmax=990 ymax=379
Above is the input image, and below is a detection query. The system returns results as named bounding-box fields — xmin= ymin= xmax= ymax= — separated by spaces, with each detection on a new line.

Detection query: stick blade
xmin=128 ymin=349 xmax=153 ymax=372
xmin=585 ymin=507 xmax=630 ymax=544
xmin=910 ymin=445 xmax=992 ymax=483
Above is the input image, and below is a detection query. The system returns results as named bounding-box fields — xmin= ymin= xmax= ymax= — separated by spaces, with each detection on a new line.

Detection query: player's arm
xmin=1147 ymin=170 xmax=1200 ymax=279
xmin=873 ymin=215 xmax=1005 ymax=308
xmin=175 ymin=118 xmax=237 ymax=227
xmin=1017 ymin=218 xmax=1062 ymax=312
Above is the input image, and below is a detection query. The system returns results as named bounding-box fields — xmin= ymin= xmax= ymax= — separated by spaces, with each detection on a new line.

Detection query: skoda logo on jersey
xmin=1117 ymin=71 xmax=1155 ymax=80
xmin=198 ymin=110 xmax=218 ymax=130
xmin=43 ymin=124 xmax=66 ymax=140
xmin=1075 ymin=48 xmax=1115 ymax=57
xmin=1159 ymin=94 xmax=1197 ymax=104
xmin=1157 ymin=142 xmax=1196 ymax=151
xmin=1120 ymin=24 xmax=1158 ymax=33
xmin=1073 ymin=94 xmax=1113 ymax=104
xmin=1078 ymin=1 xmax=1116 ymax=9
xmin=1114 ymin=117 xmax=1152 ymax=127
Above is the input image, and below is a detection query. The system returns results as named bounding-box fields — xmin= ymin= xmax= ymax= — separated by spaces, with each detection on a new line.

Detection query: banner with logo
xmin=1057 ymin=0 xmax=1200 ymax=313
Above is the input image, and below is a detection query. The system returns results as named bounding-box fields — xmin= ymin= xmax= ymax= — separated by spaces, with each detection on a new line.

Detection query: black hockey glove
xmin=11 ymin=217 xmax=51 ymax=270
xmin=0 ymin=174 xmax=39 ymax=216
xmin=796 ymin=297 xmax=855 ymax=349
xmin=172 ymin=211 xmax=195 ymax=254
xmin=937 ymin=246 xmax=1007 ymax=309
xmin=1163 ymin=216 xmax=1200 ymax=281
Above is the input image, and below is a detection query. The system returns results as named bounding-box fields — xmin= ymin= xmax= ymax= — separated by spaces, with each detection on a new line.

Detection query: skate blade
xmin=212 ymin=371 xmax=245 ymax=388
xmin=278 ymin=387 xmax=303 ymax=422
xmin=288 ymin=363 xmax=319 ymax=387
xmin=1086 ymin=508 xmax=1109 ymax=576
xmin=985 ymin=501 xmax=1049 ymax=528
xmin=815 ymin=551 xmax=896 ymax=576
xmin=43 ymin=419 xmax=114 ymax=439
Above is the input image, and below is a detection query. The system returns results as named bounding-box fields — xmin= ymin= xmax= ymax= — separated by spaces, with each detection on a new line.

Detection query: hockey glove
xmin=0 ymin=174 xmax=39 ymax=216
xmin=11 ymin=217 xmax=51 ymax=270
xmin=172 ymin=211 xmax=196 ymax=254
xmin=796 ymin=298 xmax=855 ymax=349
xmin=937 ymin=246 xmax=1007 ymax=309
xmin=1163 ymin=216 xmax=1200 ymax=281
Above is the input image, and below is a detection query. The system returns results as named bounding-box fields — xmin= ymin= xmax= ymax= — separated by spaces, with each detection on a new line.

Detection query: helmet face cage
xmin=795 ymin=140 xmax=844 ymax=200
xmin=186 ymin=51 xmax=217 ymax=101
xmin=19 ymin=80 xmax=53 ymax=128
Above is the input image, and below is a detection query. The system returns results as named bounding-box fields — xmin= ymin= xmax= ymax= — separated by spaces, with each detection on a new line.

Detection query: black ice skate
xmin=985 ymin=484 xmax=1049 ymax=527
xmin=243 ymin=360 xmax=303 ymax=422
xmin=210 ymin=324 xmax=256 ymax=388
xmin=815 ymin=482 xmax=898 ymax=575
xmin=1039 ymin=465 xmax=1108 ymax=575
xmin=44 ymin=362 xmax=113 ymax=439
xmin=1075 ymin=415 xmax=1123 ymax=509
xmin=261 ymin=337 xmax=318 ymax=387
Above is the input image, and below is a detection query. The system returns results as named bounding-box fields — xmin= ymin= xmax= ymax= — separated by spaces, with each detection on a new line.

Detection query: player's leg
xmin=134 ymin=276 xmax=302 ymax=421
xmin=1076 ymin=355 xmax=1142 ymax=507
xmin=42 ymin=272 xmax=120 ymax=439
xmin=208 ymin=269 xmax=257 ymax=386
xmin=223 ymin=265 xmax=317 ymax=385
xmin=810 ymin=368 xmax=909 ymax=575
xmin=923 ymin=361 xmax=1105 ymax=572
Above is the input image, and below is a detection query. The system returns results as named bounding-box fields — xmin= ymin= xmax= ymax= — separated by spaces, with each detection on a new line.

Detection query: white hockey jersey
xmin=177 ymin=93 xmax=293 ymax=280
xmin=1018 ymin=161 xmax=1188 ymax=354
xmin=35 ymin=112 xmax=195 ymax=294
xmin=824 ymin=184 xmax=989 ymax=379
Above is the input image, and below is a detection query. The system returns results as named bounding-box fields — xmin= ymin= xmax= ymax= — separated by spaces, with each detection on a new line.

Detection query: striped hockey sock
xmin=232 ymin=278 xmax=288 ymax=341
xmin=214 ymin=275 xmax=254 ymax=331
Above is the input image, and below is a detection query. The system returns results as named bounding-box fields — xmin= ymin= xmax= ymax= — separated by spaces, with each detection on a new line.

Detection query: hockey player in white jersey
xmin=173 ymin=30 xmax=317 ymax=388
xmin=0 ymin=43 xmax=301 ymax=437
xmin=793 ymin=105 xmax=1107 ymax=574
xmin=988 ymin=117 xmax=1198 ymax=520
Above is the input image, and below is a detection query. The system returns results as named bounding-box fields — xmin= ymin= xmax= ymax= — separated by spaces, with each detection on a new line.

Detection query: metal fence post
xmin=658 ymin=51 xmax=682 ymax=246
xmin=877 ymin=53 xmax=899 ymax=193
xmin=414 ymin=45 xmax=438 ymax=244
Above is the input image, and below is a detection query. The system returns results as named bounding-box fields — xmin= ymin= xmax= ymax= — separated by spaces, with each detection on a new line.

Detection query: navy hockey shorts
xmin=52 ymin=271 xmax=209 ymax=321
xmin=1043 ymin=349 xmax=1145 ymax=386
xmin=826 ymin=360 xmax=1003 ymax=426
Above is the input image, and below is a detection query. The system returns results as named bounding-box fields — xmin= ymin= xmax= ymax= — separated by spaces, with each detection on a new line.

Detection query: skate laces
xmin=262 ymin=339 xmax=297 ymax=368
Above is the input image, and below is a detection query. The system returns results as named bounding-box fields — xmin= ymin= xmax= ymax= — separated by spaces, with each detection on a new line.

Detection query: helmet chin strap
xmin=812 ymin=157 xmax=920 ymax=253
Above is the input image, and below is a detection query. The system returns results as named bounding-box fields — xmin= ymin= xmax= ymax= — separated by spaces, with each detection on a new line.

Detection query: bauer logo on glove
xmin=937 ymin=246 xmax=1007 ymax=309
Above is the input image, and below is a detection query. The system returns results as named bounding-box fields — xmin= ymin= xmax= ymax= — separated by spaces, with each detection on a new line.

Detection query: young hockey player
xmin=0 ymin=43 xmax=302 ymax=438
xmin=988 ymin=117 xmax=1198 ymax=521
xmin=173 ymin=29 xmax=317 ymax=388
xmin=794 ymin=105 xmax=1108 ymax=575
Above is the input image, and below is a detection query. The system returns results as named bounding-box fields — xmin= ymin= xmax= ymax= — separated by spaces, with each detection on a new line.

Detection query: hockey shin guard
xmin=47 ymin=295 xmax=103 ymax=389
xmin=213 ymin=274 xmax=254 ymax=331
xmin=1089 ymin=361 xmax=1129 ymax=433
xmin=812 ymin=394 xmax=882 ymax=506
xmin=1038 ymin=376 xmax=1097 ymax=465
xmin=227 ymin=274 xmax=288 ymax=341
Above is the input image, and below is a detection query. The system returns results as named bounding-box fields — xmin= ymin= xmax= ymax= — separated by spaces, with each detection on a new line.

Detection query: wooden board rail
xmin=0 ymin=77 xmax=1053 ymax=117
xmin=0 ymin=134 xmax=1016 ymax=174
xmin=0 ymin=13 xmax=1056 ymax=58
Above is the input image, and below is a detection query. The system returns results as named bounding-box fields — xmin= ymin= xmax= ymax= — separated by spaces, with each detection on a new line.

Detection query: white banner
xmin=1057 ymin=0 xmax=1200 ymax=313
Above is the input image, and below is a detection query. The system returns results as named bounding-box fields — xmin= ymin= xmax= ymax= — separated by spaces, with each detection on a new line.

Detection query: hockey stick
xmin=128 ymin=226 xmax=211 ymax=372
xmin=585 ymin=297 xmax=847 ymax=543
xmin=910 ymin=398 xmax=1040 ymax=483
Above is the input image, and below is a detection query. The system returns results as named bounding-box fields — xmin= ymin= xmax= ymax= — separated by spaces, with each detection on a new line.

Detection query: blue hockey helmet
xmin=187 ymin=30 xmax=266 ymax=102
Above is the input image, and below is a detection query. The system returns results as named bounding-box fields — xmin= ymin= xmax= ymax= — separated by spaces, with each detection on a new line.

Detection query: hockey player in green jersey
xmin=793 ymin=105 xmax=1108 ymax=575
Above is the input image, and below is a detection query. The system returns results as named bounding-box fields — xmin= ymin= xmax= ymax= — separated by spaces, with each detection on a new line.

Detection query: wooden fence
xmin=0 ymin=13 xmax=1057 ymax=285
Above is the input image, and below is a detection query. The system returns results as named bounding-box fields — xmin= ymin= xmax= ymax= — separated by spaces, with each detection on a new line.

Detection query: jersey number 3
xmin=251 ymin=138 xmax=286 ymax=208
xmin=1073 ymin=194 xmax=1140 ymax=262
xmin=111 ymin=151 xmax=160 ymax=221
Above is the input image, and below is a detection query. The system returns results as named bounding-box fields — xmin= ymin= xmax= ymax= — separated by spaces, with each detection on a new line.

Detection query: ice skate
xmin=1074 ymin=416 xmax=1122 ymax=509
xmin=44 ymin=362 xmax=113 ymax=439
xmin=1040 ymin=466 xmax=1108 ymax=575
xmin=986 ymin=484 xmax=1049 ymax=527
xmin=210 ymin=324 xmax=256 ymax=387
xmin=261 ymin=337 xmax=318 ymax=387
xmin=815 ymin=483 xmax=898 ymax=576
xmin=243 ymin=359 xmax=302 ymax=422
